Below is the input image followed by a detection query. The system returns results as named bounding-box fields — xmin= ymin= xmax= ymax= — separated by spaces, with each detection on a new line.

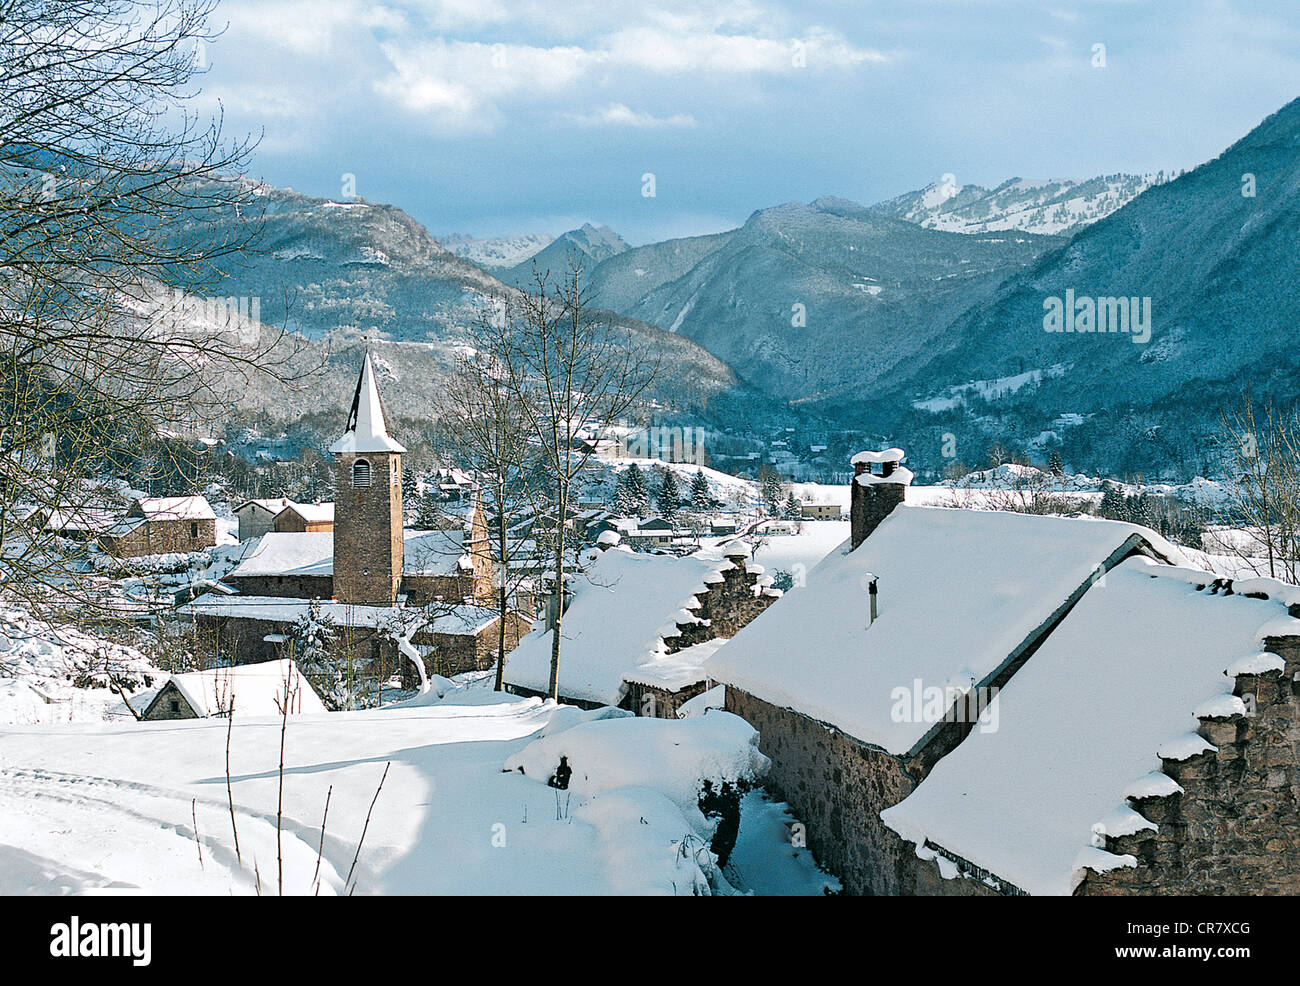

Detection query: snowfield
xmin=0 ymin=692 xmax=832 ymax=895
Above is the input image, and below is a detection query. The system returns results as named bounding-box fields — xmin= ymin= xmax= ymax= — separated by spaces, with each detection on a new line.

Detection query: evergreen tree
xmin=401 ymin=466 xmax=418 ymax=507
xmin=290 ymin=601 xmax=349 ymax=710
xmin=1098 ymin=482 xmax=1125 ymax=520
xmin=414 ymin=486 xmax=444 ymax=529
xmin=657 ymin=469 xmax=681 ymax=518
xmin=1047 ymin=448 xmax=1063 ymax=477
xmin=759 ymin=468 xmax=783 ymax=516
xmin=615 ymin=462 xmax=649 ymax=515
xmin=689 ymin=470 xmax=712 ymax=510
xmin=783 ymin=491 xmax=801 ymax=520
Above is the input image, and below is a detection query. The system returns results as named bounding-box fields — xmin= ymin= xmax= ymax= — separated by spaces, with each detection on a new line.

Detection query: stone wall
xmin=725 ymin=686 xmax=922 ymax=895
xmin=191 ymin=614 xmax=290 ymax=666
xmin=666 ymin=553 xmax=777 ymax=653
xmin=1076 ymin=632 xmax=1300 ymax=896
xmin=102 ymin=517 xmax=217 ymax=558
xmin=334 ymin=450 xmax=403 ymax=605
xmin=141 ymin=681 xmax=201 ymax=720
xmin=624 ymin=679 xmax=713 ymax=719
xmin=402 ymin=573 xmax=481 ymax=607
xmin=403 ymin=611 xmax=530 ymax=685
xmin=223 ymin=574 xmax=333 ymax=600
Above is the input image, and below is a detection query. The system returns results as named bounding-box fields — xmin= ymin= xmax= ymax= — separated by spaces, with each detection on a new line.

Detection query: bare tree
xmin=504 ymin=257 xmax=657 ymax=699
xmin=435 ymin=306 xmax=546 ymax=690
xmin=1215 ymin=394 xmax=1300 ymax=583
xmin=0 ymin=1 xmax=307 ymax=637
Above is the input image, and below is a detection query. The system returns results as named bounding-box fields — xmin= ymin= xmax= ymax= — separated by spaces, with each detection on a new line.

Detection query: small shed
xmin=140 ymin=659 xmax=326 ymax=720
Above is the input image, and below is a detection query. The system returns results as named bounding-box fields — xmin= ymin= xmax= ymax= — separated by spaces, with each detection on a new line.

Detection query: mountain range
xmin=194 ymin=186 xmax=785 ymax=432
xmin=192 ymin=96 xmax=1300 ymax=479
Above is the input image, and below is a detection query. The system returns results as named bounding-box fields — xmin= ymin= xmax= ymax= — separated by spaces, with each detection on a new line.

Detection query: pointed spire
xmin=329 ymin=351 xmax=407 ymax=454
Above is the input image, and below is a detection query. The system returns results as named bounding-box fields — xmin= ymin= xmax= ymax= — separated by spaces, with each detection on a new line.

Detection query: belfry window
xmin=352 ymin=459 xmax=372 ymax=489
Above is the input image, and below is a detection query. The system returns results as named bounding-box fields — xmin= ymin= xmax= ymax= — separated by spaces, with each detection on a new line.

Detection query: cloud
xmin=369 ymin=17 xmax=885 ymax=129
xmin=373 ymin=39 xmax=594 ymax=128
xmin=569 ymin=103 xmax=697 ymax=128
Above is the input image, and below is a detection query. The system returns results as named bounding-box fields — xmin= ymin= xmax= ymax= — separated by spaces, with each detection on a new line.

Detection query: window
xmin=352 ymin=459 xmax=372 ymax=488
xmin=169 ymin=700 xmax=179 ymax=714
xmin=190 ymin=521 xmax=198 ymax=538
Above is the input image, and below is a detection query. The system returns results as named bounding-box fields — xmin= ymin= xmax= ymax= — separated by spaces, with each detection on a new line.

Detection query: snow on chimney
xmin=850 ymin=447 xmax=911 ymax=550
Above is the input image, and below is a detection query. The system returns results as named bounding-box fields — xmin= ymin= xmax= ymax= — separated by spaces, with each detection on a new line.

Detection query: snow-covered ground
xmin=0 ymin=678 xmax=834 ymax=895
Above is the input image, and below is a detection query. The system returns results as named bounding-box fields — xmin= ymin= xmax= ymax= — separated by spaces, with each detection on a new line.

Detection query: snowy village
xmin=2 ymin=0 xmax=1299 ymax=920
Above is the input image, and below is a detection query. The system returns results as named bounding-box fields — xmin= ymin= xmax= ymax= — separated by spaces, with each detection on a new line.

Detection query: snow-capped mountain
xmin=506 ymin=222 xmax=630 ymax=282
xmin=870 ymin=174 xmax=1166 ymax=236
xmin=863 ymin=97 xmax=1300 ymax=477
xmin=437 ymin=231 xmax=555 ymax=272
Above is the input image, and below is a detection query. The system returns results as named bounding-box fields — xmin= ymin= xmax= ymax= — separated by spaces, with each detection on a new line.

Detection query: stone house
xmin=706 ymin=447 xmax=1300 ymax=896
xmin=232 ymin=497 xmax=294 ymax=541
xmin=99 ymin=496 xmax=217 ymax=558
xmin=140 ymin=659 xmax=326 ymax=720
xmin=273 ymin=502 xmax=334 ymax=533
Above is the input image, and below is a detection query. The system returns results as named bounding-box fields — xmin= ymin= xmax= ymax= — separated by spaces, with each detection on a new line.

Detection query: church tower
xmin=330 ymin=353 xmax=406 ymax=605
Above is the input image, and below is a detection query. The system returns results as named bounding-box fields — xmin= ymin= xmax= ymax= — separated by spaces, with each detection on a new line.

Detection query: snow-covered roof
xmin=225 ymin=529 xmax=468 ymax=580
xmin=276 ymin=502 xmax=335 ymax=524
xmin=329 ymin=352 xmax=406 ymax=455
xmin=851 ymin=447 xmax=906 ymax=465
xmin=132 ymin=496 xmax=216 ymax=521
xmin=706 ymin=505 xmax=1183 ymax=755
xmin=153 ymin=659 xmax=327 ymax=718
xmin=227 ymin=532 xmax=334 ymax=578
xmin=178 ymin=594 xmax=498 ymax=636
xmin=403 ymin=529 xmax=475 ymax=576
xmin=32 ymin=507 xmax=119 ymax=533
xmin=503 ymin=547 xmax=721 ymax=705
xmin=233 ymin=497 xmax=295 ymax=516
xmin=880 ymin=557 xmax=1293 ymax=896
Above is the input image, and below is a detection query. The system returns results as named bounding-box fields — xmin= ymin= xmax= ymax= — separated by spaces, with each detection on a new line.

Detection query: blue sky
xmin=198 ymin=0 xmax=1300 ymax=245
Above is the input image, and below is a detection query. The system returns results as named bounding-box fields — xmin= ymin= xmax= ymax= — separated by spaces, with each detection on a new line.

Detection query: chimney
xmin=850 ymin=447 xmax=910 ymax=550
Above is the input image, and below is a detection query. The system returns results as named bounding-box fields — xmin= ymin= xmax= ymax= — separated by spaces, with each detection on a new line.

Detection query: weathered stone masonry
xmin=1076 ymin=630 xmax=1300 ymax=896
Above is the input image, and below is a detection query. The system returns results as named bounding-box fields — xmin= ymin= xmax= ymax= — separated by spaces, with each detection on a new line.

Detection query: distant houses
xmin=273 ymin=501 xmax=334 ymax=533
xmin=232 ymin=497 xmax=295 ymax=541
xmin=98 ymin=496 xmax=217 ymax=558
xmin=232 ymin=498 xmax=335 ymax=539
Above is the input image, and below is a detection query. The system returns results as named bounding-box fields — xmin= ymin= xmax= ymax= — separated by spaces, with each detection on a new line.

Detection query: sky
xmin=196 ymin=0 xmax=1300 ymax=245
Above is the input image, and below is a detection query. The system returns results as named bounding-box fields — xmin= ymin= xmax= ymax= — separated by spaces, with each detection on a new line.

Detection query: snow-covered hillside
xmin=872 ymin=174 xmax=1163 ymax=236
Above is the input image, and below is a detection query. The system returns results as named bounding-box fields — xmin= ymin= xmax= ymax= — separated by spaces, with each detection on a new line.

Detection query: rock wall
xmin=1077 ymin=633 xmax=1300 ymax=896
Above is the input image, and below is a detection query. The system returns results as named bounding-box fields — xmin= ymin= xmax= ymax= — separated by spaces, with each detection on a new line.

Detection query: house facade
xmin=99 ymin=496 xmax=217 ymax=558
xmin=273 ymin=502 xmax=335 ymax=533
xmin=233 ymin=497 xmax=294 ymax=541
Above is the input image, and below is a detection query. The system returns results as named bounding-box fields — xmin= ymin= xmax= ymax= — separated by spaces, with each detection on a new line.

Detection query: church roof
xmin=329 ymin=352 xmax=406 ymax=455
xmin=225 ymin=529 xmax=470 ymax=580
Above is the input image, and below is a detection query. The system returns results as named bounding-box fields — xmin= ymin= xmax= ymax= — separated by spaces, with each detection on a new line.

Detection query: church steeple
xmin=330 ymin=351 xmax=407 ymax=455
xmin=331 ymin=353 xmax=404 ymax=605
